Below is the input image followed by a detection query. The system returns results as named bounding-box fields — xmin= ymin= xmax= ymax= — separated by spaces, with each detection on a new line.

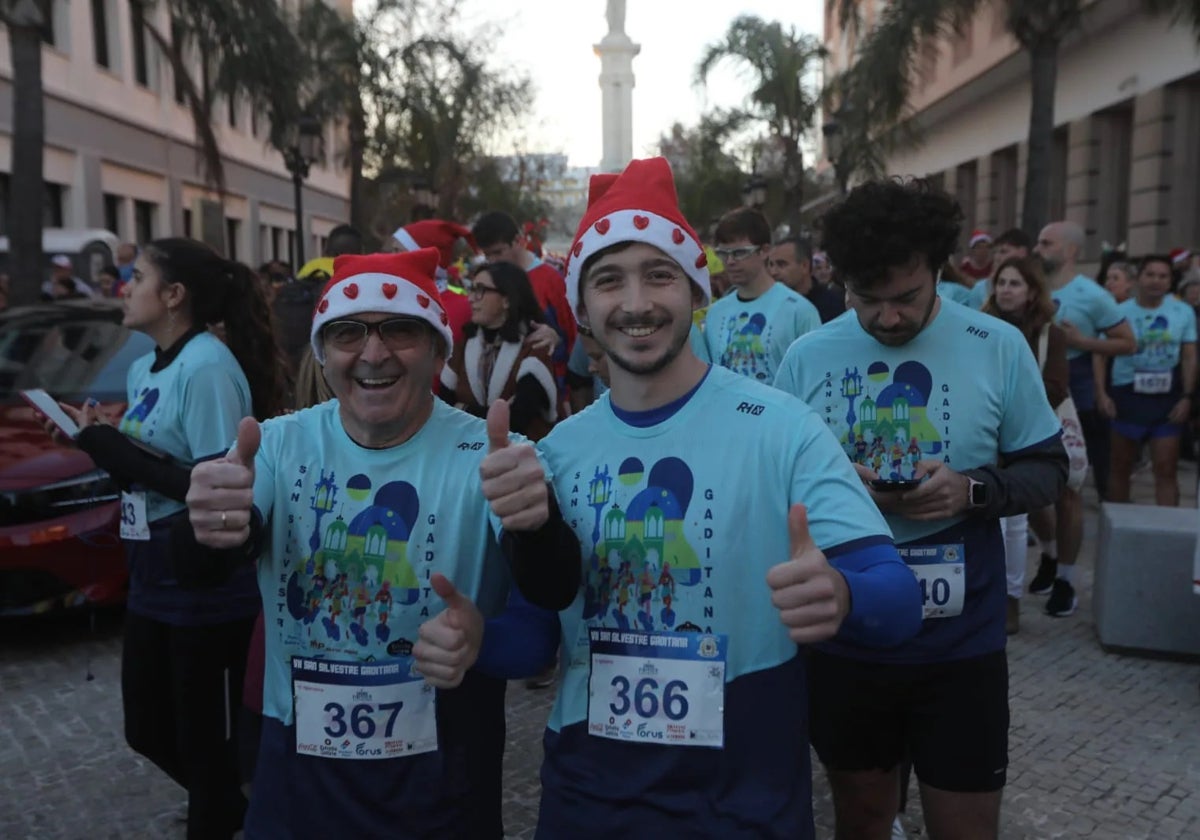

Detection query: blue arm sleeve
xmin=474 ymin=584 xmax=561 ymax=680
xmin=827 ymin=540 xmax=923 ymax=648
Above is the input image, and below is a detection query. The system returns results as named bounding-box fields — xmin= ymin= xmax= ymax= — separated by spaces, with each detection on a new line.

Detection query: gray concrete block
xmin=1094 ymin=503 xmax=1200 ymax=656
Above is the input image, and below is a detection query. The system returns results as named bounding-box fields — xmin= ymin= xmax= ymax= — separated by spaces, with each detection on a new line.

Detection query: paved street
xmin=2 ymin=464 xmax=1198 ymax=839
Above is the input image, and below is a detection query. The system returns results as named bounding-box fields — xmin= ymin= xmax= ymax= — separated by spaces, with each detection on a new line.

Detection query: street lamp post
xmin=742 ymin=173 xmax=769 ymax=209
xmin=282 ymin=114 xmax=324 ymax=268
xmin=822 ymin=110 xmax=848 ymax=196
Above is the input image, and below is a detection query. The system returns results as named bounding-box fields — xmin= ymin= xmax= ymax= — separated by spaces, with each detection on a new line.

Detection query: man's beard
xmin=600 ymin=314 xmax=692 ymax=376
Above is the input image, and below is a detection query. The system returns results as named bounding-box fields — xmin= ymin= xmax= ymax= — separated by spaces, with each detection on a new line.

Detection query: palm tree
xmin=2 ymin=0 xmax=47 ymax=307
xmin=836 ymin=0 xmax=1200 ymax=239
xmin=695 ymin=15 xmax=827 ymax=230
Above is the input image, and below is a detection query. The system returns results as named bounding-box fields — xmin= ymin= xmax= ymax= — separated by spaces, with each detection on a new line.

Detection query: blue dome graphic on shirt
xmin=839 ymin=360 xmax=943 ymax=477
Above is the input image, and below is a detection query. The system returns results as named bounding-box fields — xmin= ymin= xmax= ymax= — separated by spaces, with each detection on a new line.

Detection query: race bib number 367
xmin=587 ymin=629 xmax=727 ymax=748
xmin=292 ymin=656 xmax=437 ymax=760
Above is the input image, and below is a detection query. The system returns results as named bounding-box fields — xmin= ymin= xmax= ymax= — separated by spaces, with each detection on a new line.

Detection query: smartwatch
xmin=966 ymin=476 xmax=989 ymax=510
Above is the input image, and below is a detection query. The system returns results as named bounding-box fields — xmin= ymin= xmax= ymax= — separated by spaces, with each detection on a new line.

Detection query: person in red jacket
xmin=472 ymin=212 xmax=577 ymax=406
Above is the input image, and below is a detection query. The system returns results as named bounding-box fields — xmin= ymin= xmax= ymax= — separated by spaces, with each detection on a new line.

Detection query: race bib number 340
xmin=587 ymin=629 xmax=727 ymax=748
xmin=292 ymin=656 xmax=437 ymax=760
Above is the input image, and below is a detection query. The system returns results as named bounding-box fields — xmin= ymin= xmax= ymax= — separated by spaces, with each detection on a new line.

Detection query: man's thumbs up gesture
xmin=765 ymin=504 xmax=850 ymax=644
xmin=414 ymin=573 xmax=484 ymax=689
xmin=187 ymin=417 xmax=260 ymax=549
xmin=479 ymin=400 xmax=550 ymax=531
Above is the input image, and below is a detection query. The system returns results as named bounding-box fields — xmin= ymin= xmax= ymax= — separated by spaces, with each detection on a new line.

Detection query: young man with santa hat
xmin=529 ymin=157 xmax=923 ymax=837
xmin=185 ymin=248 xmax=576 ymax=838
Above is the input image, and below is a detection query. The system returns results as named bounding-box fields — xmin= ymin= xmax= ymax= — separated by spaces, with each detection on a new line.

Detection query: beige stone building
xmin=0 ymin=0 xmax=352 ymax=267
xmin=824 ymin=0 xmax=1200 ymax=260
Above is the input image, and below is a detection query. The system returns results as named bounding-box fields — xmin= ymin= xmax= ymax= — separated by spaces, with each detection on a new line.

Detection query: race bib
xmin=119 ymin=491 xmax=150 ymax=541
xmin=1133 ymin=370 xmax=1172 ymax=395
xmin=587 ymin=629 xmax=727 ymax=748
xmin=899 ymin=543 xmax=965 ymax=619
xmin=292 ymin=656 xmax=437 ymax=760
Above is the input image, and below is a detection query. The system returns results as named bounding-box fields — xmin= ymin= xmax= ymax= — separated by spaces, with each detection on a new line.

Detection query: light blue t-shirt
xmin=536 ymin=365 xmax=892 ymax=735
xmin=250 ymin=399 xmax=519 ymax=726
xmin=966 ymin=280 xmax=989 ymax=310
xmin=1110 ymin=297 xmax=1198 ymax=387
xmin=936 ymin=281 xmax=974 ymax=306
xmin=704 ymin=282 xmax=820 ymax=384
xmin=774 ymin=298 xmax=1063 ymax=546
xmin=120 ymin=331 xmax=252 ymax=523
xmin=1052 ymin=274 xmax=1125 ymax=360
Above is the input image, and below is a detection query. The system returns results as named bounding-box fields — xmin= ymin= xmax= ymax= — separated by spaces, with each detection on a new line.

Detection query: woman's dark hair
xmin=463 ymin=261 xmax=544 ymax=342
xmin=982 ymin=256 xmax=1056 ymax=339
xmin=144 ymin=238 xmax=290 ymax=421
xmin=820 ymin=178 xmax=962 ymax=289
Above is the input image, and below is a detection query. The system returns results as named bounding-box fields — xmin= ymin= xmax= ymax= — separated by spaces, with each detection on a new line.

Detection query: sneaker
xmin=1028 ymin=554 xmax=1057 ymax=595
xmin=1045 ymin=578 xmax=1077 ymax=617
xmin=1005 ymin=596 xmax=1020 ymax=635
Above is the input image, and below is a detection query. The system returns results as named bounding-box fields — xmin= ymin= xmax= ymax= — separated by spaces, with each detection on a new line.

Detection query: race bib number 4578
xmin=587 ymin=629 xmax=727 ymax=748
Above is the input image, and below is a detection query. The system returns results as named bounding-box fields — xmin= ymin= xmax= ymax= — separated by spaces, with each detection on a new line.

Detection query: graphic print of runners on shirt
xmin=717 ymin=311 xmax=772 ymax=381
xmin=819 ymin=360 xmax=952 ymax=480
xmin=276 ymin=468 xmax=440 ymax=656
xmin=566 ymin=456 xmax=717 ymax=634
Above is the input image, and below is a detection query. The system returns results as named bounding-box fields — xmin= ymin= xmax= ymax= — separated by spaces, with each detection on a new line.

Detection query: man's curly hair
xmin=819 ymin=178 xmax=964 ymax=288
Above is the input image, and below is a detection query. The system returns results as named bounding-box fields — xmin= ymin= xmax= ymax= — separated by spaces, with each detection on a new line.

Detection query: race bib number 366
xmin=587 ymin=629 xmax=727 ymax=748
xmin=292 ymin=656 xmax=437 ymax=760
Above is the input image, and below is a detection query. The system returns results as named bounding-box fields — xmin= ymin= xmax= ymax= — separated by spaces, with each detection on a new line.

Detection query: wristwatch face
xmin=969 ymin=480 xmax=987 ymax=507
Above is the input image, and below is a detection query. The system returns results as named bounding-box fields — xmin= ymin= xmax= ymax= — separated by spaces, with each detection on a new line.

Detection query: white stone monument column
xmin=595 ymin=0 xmax=640 ymax=173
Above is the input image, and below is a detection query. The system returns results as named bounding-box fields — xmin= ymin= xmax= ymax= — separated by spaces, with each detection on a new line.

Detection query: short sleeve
xmin=788 ymin=410 xmax=892 ymax=551
xmin=180 ymin=363 xmax=252 ymax=461
xmin=1093 ymin=287 xmax=1126 ymax=332
xmin=1183 ymin=307 xmax=1198 ymax=343
xmin=998 ymin=334 xmax=1063 ymax=455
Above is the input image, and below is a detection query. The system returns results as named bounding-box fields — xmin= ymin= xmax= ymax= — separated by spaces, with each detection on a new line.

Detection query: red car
xmin=0 ymin=299 xmax=153 ymax=615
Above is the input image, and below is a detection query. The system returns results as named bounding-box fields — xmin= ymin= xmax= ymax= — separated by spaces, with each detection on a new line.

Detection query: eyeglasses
xmin=714 ymin=246 xmax=761 ymax=264
xmin=322 ymin=318 xmax=429 ymax=352
xmin=466 ymin=284 xmax=504 ymax=301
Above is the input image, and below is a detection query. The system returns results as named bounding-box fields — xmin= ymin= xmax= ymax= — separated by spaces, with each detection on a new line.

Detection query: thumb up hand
xmin=765 ymin=504 xmax=849 ymax=644
xmin=187 ymin=417 xmax=260 ymax=549
xmin=479 ymin=400 xmax=550 ymax=532
xmin=413 ymin=573 xmax=485 ymax=689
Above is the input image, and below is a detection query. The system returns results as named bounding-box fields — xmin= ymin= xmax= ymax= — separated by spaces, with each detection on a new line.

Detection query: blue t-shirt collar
xmin=610 ymin=365 xmax=712 ymax=428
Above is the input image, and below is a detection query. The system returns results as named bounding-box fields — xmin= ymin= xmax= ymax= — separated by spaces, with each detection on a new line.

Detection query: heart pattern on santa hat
xmin=310 ymin=248 xmax=453 ymax=363
xmin=563 ymin=157 xmax=710 ymax=322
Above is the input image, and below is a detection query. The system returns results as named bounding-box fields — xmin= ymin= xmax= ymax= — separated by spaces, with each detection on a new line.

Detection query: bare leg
xmin=1107 ymin=431 xmax=1139 ymax=503
xmin=827 ymin=767 xmax=903 ymax=840
xmin=1149 ymin=434 xmax=1181 ymax=506
xmin=919 ymin=783 xmax=1002 ymax=840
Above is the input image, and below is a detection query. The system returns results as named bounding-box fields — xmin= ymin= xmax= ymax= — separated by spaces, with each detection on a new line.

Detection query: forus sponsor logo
xmin=355 ymin=742 xmax=383 ymax=757
xmin=636 ymin=723 xmax=664 ymax=740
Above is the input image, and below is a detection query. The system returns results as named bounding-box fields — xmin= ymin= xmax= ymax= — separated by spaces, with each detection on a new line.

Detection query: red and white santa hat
xmin=969 ymin=229 xmax=992 ymax=247
xmin=392 ymin=219 xmax=476 ymax=269
xmin=563 ymin=157 xmax=710 ymax=321
xmin=310 ymin=248 xmax=453 ymax=363
xmin=1170 ymin=247 xmax=1192 ymax=267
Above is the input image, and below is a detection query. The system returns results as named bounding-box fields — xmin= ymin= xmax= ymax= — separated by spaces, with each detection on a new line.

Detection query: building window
xmin=91 ymin=0 xmax=110 ymax=67
xmin=271 ymin=226 xmax=283 ymax=262
xmin=226 ymin=218 xmax=241 ymax=261
xmin=287 ymin=229 xmax=296 ymax=269
xmin=45 ymin=184 xmax=65 ymax=228
xmin=183 ymin=207 xmax=193 ymax=238
xmin=134 ymin=200 xmax=156 ymax=244
xmin=103 ymin=193 xmax=123 ymax=237
xmin=0 ymin=173 xmax=9 ymax=236
xmin=131 ymin=1 xmax=149 ymax=87
xmin=955 ymin=160 xmax=978 ymax=249
xmin=227 ymin=95 xmax=238 ymax=129
xmin=172 ymin=19 xmax=187 ymax=103
xmin=992 ymin=145 xmax=1018 ymax=231
xmin=1048 ymin=126 xmax=1069 ymax=224
xmin=41 ymin=2 xmax=56 ymax=46
xmin=1095 ymin=104 xmax=1133 ymax=254
xmin=951 ymin=21 xmax=973 ymax=67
